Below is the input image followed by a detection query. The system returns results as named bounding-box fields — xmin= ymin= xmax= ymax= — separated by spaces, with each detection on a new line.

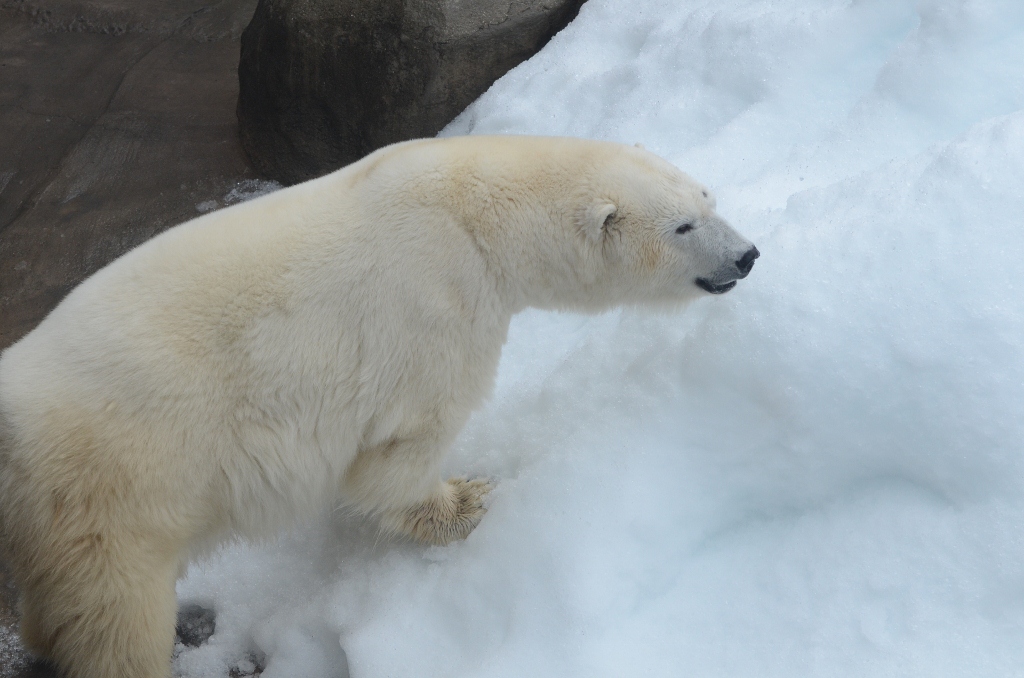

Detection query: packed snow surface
xmin=176 ymin=1 xmax=1024 ymax=676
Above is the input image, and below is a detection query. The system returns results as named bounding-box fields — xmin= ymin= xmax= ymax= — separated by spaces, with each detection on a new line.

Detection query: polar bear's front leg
xmin=342 ymin=436 xmax=493 ymax=545
xmin=387 ymin=477 xmax=492 ymax=545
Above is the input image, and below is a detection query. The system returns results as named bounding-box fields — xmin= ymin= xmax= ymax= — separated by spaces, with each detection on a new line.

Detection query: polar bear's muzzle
xmin=695 ymin=245 xmax=760 ymax=294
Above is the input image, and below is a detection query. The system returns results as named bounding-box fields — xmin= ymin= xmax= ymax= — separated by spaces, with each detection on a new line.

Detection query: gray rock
xmin=0 ymin=0 xmax=260 ymax=350
xmin=237 ymin=0 xmax=587 ymax=184
xmin=176 ymin=603 xmax=216 ymax=648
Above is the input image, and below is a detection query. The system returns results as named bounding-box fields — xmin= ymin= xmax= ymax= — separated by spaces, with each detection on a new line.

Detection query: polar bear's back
xmin=0 ymin=139 xmax=511 ymax=539
xmin=0 ymin=171 xmax=358 ymax=532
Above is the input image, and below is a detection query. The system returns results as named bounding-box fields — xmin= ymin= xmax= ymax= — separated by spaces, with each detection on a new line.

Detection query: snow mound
xmin=176 ymin=1 xmax=1024 ymax=676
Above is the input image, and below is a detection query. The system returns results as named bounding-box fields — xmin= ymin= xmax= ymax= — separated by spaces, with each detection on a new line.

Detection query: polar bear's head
xmin=564 ymin=143 xmax=758 ymax=309
xmin=386 ymin=136 xmax=757 ymax=313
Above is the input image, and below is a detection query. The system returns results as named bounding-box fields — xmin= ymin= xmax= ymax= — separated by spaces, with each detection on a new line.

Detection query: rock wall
xmin=237 ymin=0 xmax=587 ymax=184
xmin=0 ymin=0 xmax=260 ymax=351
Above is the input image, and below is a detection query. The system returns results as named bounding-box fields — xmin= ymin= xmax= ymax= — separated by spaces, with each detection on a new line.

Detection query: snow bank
xmin=175 ymin=1 xmax=1024 ymax=676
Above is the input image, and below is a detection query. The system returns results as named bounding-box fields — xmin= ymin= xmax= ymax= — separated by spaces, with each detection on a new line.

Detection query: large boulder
xmin=0 ymin=0 xmax=265 ymax=352
xmin=237 ymin=0 xmax=587 ymax=184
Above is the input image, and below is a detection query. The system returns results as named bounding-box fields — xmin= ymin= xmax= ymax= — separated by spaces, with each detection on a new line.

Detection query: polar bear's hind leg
xmin=0 ymin=419 xmax=183 ymax=678
xmin=18 ymin=529 xmax=179 ymax=678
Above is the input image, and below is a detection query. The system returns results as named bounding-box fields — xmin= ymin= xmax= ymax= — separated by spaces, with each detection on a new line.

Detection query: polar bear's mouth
xmin=695 ymin=278 xmax=737 ymax=294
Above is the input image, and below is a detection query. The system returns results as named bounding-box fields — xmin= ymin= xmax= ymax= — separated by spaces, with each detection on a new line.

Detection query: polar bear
xmin=0 ymin=136 xmax=757 ymax=678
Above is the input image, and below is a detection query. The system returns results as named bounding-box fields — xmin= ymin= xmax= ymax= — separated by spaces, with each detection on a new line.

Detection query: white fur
xmin=0 ymin=136 xmax=755 ymax=678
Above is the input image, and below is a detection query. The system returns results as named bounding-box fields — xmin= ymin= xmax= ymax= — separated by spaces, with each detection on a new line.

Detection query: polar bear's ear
xmin=581 ymin=202 xmax=618 ymax=242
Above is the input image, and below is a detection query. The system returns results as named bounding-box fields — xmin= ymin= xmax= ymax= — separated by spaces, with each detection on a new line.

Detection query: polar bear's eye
xmin=675 ymin=223 xmax=694 ymax=235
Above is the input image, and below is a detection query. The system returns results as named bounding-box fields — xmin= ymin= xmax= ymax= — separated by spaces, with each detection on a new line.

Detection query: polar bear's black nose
xmin=736 ymin=246 xmax=760 ymax=277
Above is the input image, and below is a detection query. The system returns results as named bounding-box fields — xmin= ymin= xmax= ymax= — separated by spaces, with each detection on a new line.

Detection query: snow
xmin=196 ymin=179 xmax=283 ymax=214
xmin=175 ymin=1 xmax=1024 ymax=676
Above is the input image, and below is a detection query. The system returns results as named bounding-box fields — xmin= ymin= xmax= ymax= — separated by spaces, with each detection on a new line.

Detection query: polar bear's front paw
xmin=397 ymin=477 xmax=492 ymax=546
